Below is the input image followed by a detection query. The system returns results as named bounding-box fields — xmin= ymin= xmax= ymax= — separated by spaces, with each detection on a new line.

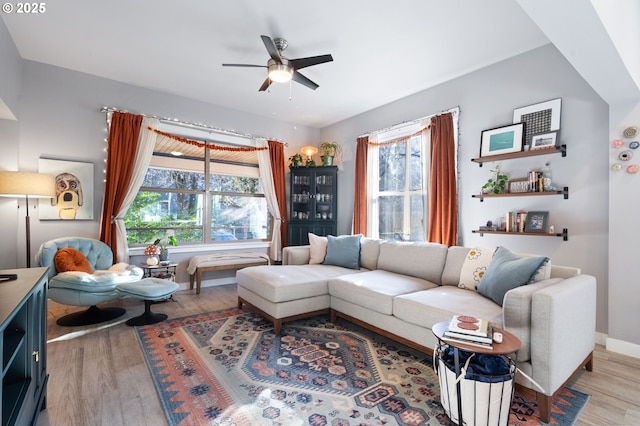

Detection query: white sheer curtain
xmin=113 ymin=117 xmax=158 ymax=262
xmin=255 ymin=138 xmax=283 ymax=261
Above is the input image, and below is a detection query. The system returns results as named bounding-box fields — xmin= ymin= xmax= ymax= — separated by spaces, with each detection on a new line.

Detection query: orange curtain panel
xmin=428 ymin=113 xmax=458 ymax=246
xmin=353 ymin=136 xmax=369 ymax=235
xmin=268 ymin=140 xmax=288 ymax=248
xmin=99 ymin=112 xmax=143 ymax=260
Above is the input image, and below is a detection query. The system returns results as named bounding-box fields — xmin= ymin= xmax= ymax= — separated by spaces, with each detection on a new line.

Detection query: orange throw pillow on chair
xmin=54 ymin=247 xmax=92 ymax=274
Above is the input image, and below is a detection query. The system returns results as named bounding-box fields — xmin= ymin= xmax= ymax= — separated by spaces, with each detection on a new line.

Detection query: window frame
xmin=125 ymin=139 xmax=271 ymax=248
xmin=367 ymin=131 xmax=429 ymax=241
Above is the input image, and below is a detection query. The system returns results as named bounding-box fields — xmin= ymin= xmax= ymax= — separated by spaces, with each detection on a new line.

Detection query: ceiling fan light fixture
xmin=268 ymin=63 xmax=293 ymax=83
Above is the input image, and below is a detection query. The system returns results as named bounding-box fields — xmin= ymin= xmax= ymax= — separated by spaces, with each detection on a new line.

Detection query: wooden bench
xmin=187 ymin=252 xmax=270 ymax=294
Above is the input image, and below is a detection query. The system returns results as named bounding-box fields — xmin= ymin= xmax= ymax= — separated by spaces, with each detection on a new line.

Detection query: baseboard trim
xmin=606 ymin=336 xmax=640 ymax=358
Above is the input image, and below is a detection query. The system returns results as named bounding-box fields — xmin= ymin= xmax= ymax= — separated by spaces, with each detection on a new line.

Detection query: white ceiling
xmin=1 ymin=0 xmax=550 ymax=128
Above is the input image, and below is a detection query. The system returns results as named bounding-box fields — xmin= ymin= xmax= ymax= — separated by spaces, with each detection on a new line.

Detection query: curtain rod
xmin=358 ymin=106 xmax=459 ymax=139
xmin=100 ymin=106 xmax=286 ymax=144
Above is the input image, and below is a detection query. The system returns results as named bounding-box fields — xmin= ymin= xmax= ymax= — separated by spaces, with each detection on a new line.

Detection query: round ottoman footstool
xmin=117 ymin=278 xmax=179 ymax=326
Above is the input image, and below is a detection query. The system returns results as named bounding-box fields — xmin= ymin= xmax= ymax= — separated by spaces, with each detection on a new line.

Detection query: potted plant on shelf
xmin=482 ymin=164 xmax=509 ymax=194
xmin=288 ymin=153 xmax=303 ymax=169
xmin=153 ymin=235 xmax=178 ymax=262
xmin=318 ymin=141 xmax=341 ymax=166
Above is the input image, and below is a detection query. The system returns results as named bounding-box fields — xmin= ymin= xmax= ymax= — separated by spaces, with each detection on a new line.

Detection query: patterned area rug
xmin=135 ymin=308 xmax=589 ymax=426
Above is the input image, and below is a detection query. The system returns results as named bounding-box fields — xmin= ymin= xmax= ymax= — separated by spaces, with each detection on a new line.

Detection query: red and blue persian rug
xmin=135 ymin=308 xmax=589 ymax=426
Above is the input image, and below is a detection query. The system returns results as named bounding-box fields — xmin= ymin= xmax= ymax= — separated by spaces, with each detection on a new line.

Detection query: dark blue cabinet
xmin=288 ymin=166 xmax=338 ymax=246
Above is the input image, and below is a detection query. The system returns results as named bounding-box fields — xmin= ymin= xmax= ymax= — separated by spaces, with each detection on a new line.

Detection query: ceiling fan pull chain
xmin=289 ymin=80 xmax=292 ymax=100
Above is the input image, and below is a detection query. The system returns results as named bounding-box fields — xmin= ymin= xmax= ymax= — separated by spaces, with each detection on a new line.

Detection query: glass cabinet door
xmin=291 ymin=170 xmax=313 ymax=221
xmin=313 ymin=171 xmax=334 ymax=221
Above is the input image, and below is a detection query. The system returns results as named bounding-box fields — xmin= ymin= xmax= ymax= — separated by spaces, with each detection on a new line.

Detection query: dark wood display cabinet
xmin=288 ymin=166 xmax=338 ymax=246
xmin=0 ymin=267 xmax=48 ymax=426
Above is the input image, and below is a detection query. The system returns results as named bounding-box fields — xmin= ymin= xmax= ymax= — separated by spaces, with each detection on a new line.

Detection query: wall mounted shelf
xmin=472 ymin=228 xmax=568 ymax=241
xmin=472 ymin=187 xmax=569 ymax=201
xmin=471 ymin=144 xmax=566 ymax=166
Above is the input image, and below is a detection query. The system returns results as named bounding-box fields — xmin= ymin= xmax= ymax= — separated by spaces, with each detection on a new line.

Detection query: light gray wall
xmin=1 ymin=59 xmax=320 ymax=270
xmin=608 ymin=102 xmax=640 ymax=352
xmin=320 ymin=44 xmax=609 ymax=334
xmin=0 ymin=18 xmax=20 ymax=119
xmin=0 ymin=23 xmax=21 ymax=268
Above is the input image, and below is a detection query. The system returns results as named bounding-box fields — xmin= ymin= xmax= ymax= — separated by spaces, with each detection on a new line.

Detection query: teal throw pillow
xmin=477 ymin=246 xmax=548 ymax=306
xmin=323 ymin=235 xmax=362 ymax=269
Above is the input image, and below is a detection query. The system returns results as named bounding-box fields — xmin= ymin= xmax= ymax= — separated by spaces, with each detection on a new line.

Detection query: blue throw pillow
xmin=323 ymin=235 xmax=362 ymax=269
xmin=477 ymin=246 xmax=548 ymax=306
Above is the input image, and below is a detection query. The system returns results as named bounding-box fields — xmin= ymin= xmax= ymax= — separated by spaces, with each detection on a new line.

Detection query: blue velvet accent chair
xmin=36 ymin=237 xmax=143 ymax=326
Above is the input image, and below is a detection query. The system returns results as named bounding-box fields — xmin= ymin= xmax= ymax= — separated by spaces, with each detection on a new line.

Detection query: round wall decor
xmin=630 ymin=141 xmax=639 ymax=149
xmin=612 ymin=139 xmax=624 ymax=148
xmin=627 ymin=164 xmax=639 ymax=174
xmin=619 ymin=150 xmax=633 ymax=161
xmin=611 ymin=163 xmax=623 ymax=171
xmin=623 ymin=126 xmax=639 ymax=139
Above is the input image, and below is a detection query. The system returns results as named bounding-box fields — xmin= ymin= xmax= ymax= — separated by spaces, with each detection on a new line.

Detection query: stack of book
xmin=442 ymin=315 xmax=494 ymax=349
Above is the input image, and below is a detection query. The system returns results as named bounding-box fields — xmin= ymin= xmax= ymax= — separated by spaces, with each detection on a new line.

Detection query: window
xmin=367 ymin=109 xmax=458 ymax=242
xmin=368 ymin=132 xmax=428 ymax=241
xmin=124 ymin=133 xmax=270 ymax=246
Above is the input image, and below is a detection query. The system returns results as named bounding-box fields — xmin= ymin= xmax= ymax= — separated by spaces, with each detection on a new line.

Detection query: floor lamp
xmin=0 ymin=171 xmax=56 ymax=267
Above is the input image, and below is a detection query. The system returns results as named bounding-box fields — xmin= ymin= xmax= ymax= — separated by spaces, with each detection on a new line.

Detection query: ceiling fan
xmin=222 ymin=35 xmax=333 ymax=91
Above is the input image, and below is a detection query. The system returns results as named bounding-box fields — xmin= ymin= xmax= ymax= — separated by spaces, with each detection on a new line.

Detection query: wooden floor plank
xmin=36 ymin=284 xmax=640 ymax=426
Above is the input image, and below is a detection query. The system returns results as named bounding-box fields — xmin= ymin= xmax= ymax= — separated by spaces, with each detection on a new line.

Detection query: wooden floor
xmin=36 ymin=284 xmax=640 ymax=426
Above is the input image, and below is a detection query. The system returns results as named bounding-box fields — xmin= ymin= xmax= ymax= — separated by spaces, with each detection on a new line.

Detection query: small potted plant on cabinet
xmin=318 ymin=141 xmax=341 ymax=166
xmin=288 ymin=153 xmax=303 ymax=169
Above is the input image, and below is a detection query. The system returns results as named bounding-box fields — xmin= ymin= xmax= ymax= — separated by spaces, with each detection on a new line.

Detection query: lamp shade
xmin=0 ymin=171 xmax=56 ymax=198
xmin=300 ymin=146 xmax=318 ymax=159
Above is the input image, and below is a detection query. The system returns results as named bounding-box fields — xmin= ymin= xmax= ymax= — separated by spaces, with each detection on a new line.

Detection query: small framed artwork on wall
xmin=525 ymin=211 xmax=549 ymax=233
xmin=480 ymin=123 xmax=525 ymax=157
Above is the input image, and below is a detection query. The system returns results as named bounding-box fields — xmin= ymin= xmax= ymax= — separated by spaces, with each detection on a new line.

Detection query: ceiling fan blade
xmin=290 ymin=54 xmax=334 ymax=70
xmin=292 ymin=71 xmax=319 ymax=90
xmin=261 ymin=35 xmax=283 ymax=64
xmin=222 ymin=64 xmax=266 ymax=68
xmin=258 ymin=78 xmax=272 ymax=92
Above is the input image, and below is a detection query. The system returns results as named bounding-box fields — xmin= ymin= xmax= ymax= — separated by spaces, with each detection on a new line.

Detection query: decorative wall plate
xmin=623 ymin=126 xmax=639 ymax=139
xmin=612 ymin=163 xmax=622 ymax=171
xmin=630 ymin=141 xmax=639 ymax=149
xmin=627 ymin=164 xmax=639 ymax=174
xmin=612 ymin=139 xmax=624 ymax=148
xmin=619 ymin=150 xmax=633 ymax=161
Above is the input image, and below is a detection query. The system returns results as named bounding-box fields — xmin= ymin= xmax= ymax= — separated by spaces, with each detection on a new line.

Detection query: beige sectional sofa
xmin=236 ymin=237 xmax=596 ymax=422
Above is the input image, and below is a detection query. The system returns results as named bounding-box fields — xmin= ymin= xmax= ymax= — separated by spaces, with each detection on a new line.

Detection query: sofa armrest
xmin=283 ymin=245 xmax=311 ymax=265
xmin=530 ymin=274 xmax=596 ymax=396
xmin=502 ymin=278 xmax=563 ymax=361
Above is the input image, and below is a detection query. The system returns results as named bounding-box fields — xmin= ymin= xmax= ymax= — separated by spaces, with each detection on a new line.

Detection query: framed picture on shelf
xmin=525 ymin=211 xmax=549 ymax=233
xmin=508 ymin=178 xmax=529 ymax=193
xmin=480 ymin=123 xmax=525 ymax=157
xmin=513 ymin=98 xmax=561 ymax=148
xmin=530 ymin=131 xmax=558 ymax=150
